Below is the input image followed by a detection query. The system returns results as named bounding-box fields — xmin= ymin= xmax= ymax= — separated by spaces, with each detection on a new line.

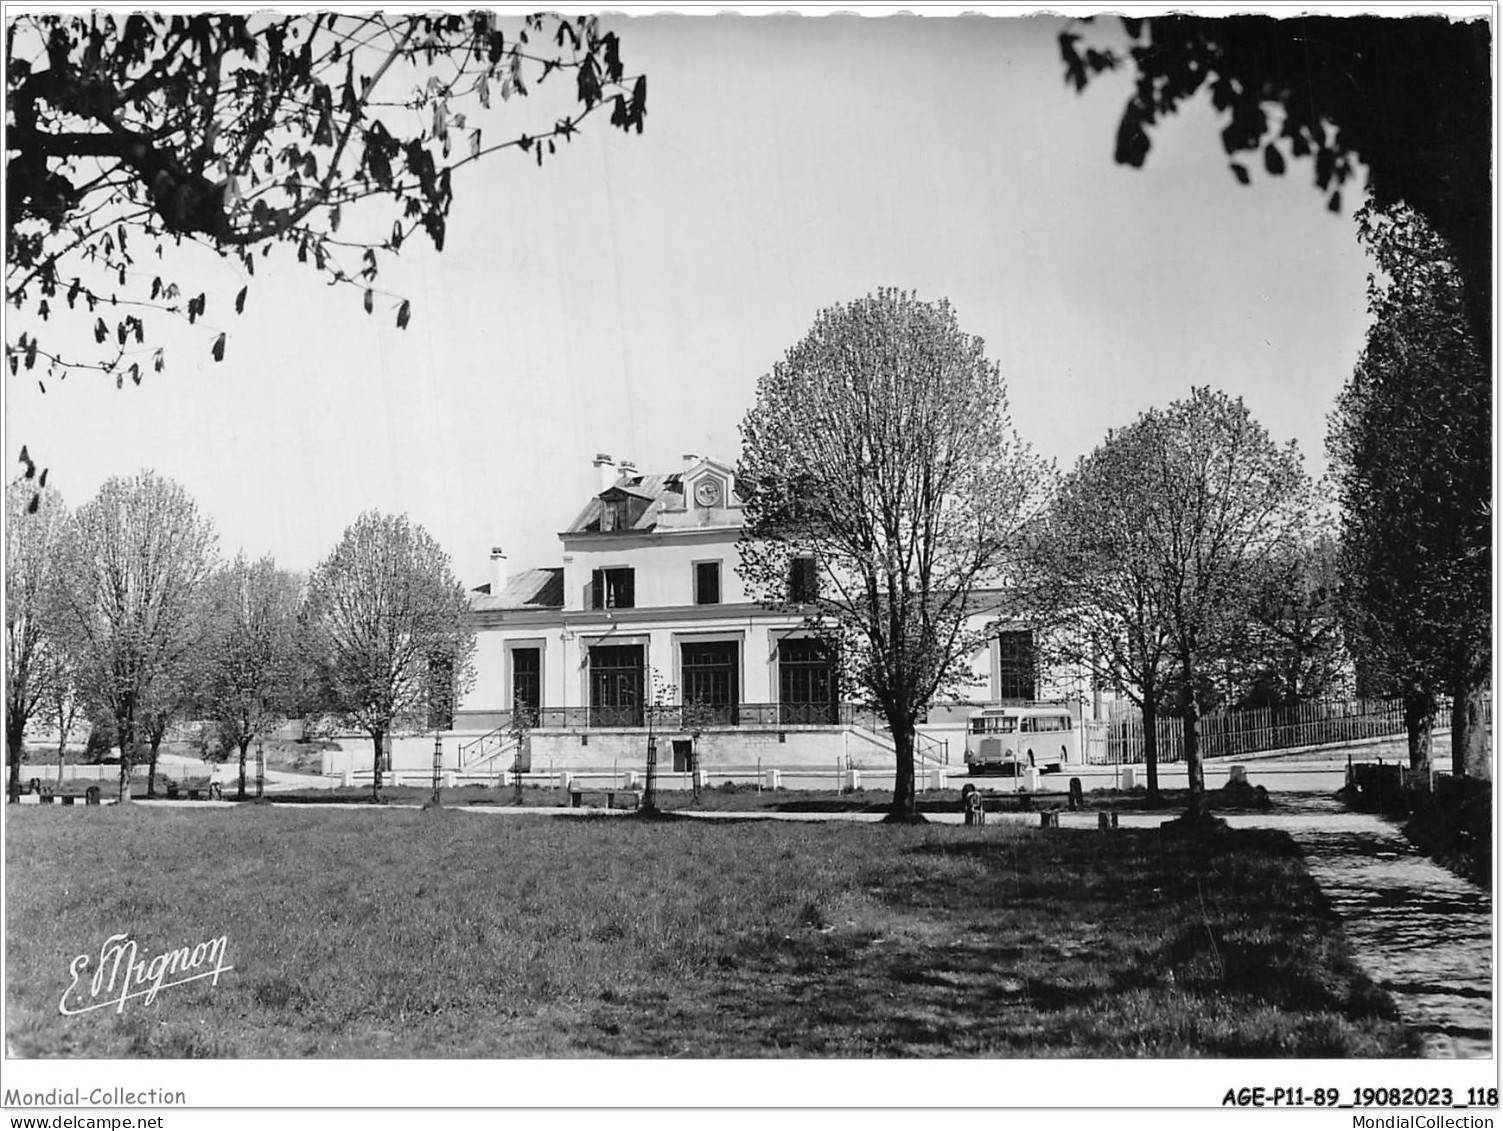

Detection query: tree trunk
xmin=6 ymin=720 xmax=22 ymax=803
xmin=1404 ymin=690 xmax=1435 ymax=774
xmin=370 ymin=729 xmax=385 ymax=802
xmin=885 ymin=721 xmax=919 ymax=822
xmin=117 ymin=726 xmax=134 ymax=804
xmin=1452 ymin=678 xmax=1491 ymax=780
xmin=1181 ymin=678 xmax=1205 ymax=816
xmin=237 ymin=738 xmax=251 ymax=800
xmin=56 ymin=714 xmax=69 ymax=787
xmin=147 ymin=735 xmax=164 ymax=798
xmin=1141 ymin=697 xmax=1162 ymax=807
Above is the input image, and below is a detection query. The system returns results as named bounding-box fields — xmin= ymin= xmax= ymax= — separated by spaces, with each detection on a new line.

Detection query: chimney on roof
xmin=490 ymin=546 xmax=507 ymax=594
xmin=681 ymin=452 xmax=699 ymax=470
xmin=593 ymin=452 xmax=616 ymax=492
xmin=618 ymin=458 xmax=638 ymax=478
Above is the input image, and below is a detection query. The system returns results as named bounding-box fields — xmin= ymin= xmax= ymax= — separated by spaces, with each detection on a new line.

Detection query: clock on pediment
xmin=693 ymin=477 xmax=724 ymax=508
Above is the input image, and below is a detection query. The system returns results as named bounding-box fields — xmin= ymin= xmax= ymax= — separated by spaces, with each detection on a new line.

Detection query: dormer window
xmin=597 ymin=488 xmax=646 ymax=533
xmin=601 ymin=498 xmax=627 ymax=532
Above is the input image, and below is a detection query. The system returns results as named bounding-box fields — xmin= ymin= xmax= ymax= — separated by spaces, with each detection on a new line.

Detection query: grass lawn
xmin=5 ymin=806 xmax=1414 ymax=1058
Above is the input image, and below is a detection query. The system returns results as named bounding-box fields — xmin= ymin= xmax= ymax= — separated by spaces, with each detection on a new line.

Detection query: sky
xmin=5 ymin=5 xmax=1384 ymax=589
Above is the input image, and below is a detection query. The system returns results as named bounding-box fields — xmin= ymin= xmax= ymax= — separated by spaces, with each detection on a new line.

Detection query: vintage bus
xmin=963 ymin=703 xmax=1079 ymax=776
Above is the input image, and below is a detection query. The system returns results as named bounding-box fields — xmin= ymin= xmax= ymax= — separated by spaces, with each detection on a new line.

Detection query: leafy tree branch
xmin=6 ymin=11 xmax=647 ymax=384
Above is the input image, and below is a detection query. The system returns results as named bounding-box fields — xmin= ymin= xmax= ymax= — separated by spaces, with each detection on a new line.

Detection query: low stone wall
xmin=529 ymin=726 xmax=876 ymax=771
xmin=320 ymin=732 xmax=490 ymax=776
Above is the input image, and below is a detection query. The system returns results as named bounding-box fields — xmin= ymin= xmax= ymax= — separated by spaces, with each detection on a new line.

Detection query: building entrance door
xmin=589 ymin=644 xmax=644 ymax=727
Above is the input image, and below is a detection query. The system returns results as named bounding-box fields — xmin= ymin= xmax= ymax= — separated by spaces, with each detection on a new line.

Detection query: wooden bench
xmin=568 ymin=787 xmax=642 ymax=811
xmin=41 ymin=791 xmax=96 ymax=805
xmin=16 ymin=778 xmax=81 ymax=803
xmin=164 ymin=780 xmax=224 ymax=801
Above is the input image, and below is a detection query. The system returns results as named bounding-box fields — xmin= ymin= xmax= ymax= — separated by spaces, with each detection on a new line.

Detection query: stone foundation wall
xmin=527 ymin=727 xmax=892 ymax=772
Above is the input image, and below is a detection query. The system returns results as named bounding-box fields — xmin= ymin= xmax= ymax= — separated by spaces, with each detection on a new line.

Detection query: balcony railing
xmin=471 ymin=702 xmax=891 ymax=732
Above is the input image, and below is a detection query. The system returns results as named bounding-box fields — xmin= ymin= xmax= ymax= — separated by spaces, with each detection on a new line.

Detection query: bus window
xmin=1022 ymin=715 xmax=1071 ymax=733
xmin=970 ymin=716 xmax=1017 ymax=734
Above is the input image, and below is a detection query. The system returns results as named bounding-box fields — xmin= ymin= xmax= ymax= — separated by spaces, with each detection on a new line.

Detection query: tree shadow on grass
xmin=570 ymin=827 xmax=1415 ymax=1057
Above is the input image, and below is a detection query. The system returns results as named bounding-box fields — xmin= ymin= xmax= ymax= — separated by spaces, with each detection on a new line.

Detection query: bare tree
xmin=203 ymin=555 xmax=304 ymax=799
xmin=1133 ymin=388 xmax=1309 ymax=815
xmin=1241 ymin=519 xmax=1351 ymax=710
xmin=738 ymin=289 xmax=1047 ymax=822
xmin=1024 ymin=436 xmax=1174 ymax=806
xmin=303 ymin=512 xmax=475 ymax=803
xmin=507 ymin=704 xmax=536 ymax=806
xmin=5 ymin=478 xmax=69 ymax=801
xmin=42 ymin=657 xmax=84 ymax=788
xmin=137 ymin=636 xmax=216 ymax=798
xmin=52 ymin=471 xmax=217 ymax=802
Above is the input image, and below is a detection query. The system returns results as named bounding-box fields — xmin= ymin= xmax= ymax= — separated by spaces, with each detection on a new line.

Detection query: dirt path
xmin=1229 ymin=798 xmax=1492 ymax=1059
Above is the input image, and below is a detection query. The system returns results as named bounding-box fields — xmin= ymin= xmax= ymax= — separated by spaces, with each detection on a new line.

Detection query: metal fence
xmin=1091 ymin=696 xmax=1492 ymax=765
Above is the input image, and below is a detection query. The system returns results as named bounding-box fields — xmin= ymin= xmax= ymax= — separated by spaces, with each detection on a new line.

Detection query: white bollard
xmin=928 ymin=767 xmax=946 ymax=792
xmin=1120 ymin=766 xmax=1136 ymax=791
xmin=1022 ymin=767 xmax=1041 ymax=792
xmin=342 ymin=770 xmax=353 ymax=788
xmin=623 ymin=770 xmax=638 ymax=789
xmin=443 ymin=771 xmax=455 ymax=789
xmin=693 ymin=769 xmax=710 ymax=791
xmin=1229 ymin=764 xmax=1248 ymax=786
xmin=845 ymin=767 xmax=862 ymax=791
xmin=765 ymin=769 xmax=782 ymax=790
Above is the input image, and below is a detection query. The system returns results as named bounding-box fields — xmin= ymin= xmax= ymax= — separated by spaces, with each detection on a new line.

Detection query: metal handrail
xmin=474 ymin=702 xmax=887 ymax=732
xmin=457 ymin=713 xmax=514 ymax=767
xmin=915 ymin=731 xmax=949 ymax=766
